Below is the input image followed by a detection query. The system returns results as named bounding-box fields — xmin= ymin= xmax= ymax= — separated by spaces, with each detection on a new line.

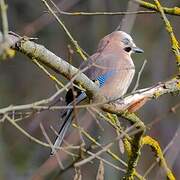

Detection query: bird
xmin=51 ymin=31 xmax=143 ymax=154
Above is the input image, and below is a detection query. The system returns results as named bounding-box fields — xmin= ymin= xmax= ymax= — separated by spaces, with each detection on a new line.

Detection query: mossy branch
xmin=133 ymin=0 xmax=180 ymax=16
xmin=123 ymin=115 xmax=145 ymax=180
xmin=142 ymin=136 xmax=175 ymax=180
xmin=153 ymin=0 xmax=180 ymax=71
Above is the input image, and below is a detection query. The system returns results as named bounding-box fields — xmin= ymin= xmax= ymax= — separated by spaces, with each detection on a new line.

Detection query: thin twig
xmin=74 ymin=123 xmax=139 ymax=167
xmin=72 ymin=123 xmax=127 ymax=167
xmin=0 ymin=0 xmax=8 ymax=39
xmin=132 ymin=59 xmax=147 ymax=92
xmin=5 ymin=114 xmax=78 ymax=155
xmin=41 ymin=0 xmax=87 ymax=60
xmin=32 ymin=58 xmax=67 ymax=90
xmin=46 ymin=10 xmax=156 ymax=16
xmin=85 ymin=150 xmax=126 ymax=173
xmin=40 ymin=123 xmax=64 ymax=169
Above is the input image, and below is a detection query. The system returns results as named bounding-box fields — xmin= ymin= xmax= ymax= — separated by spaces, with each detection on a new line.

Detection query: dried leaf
xmin=74 ymin=167 xmax=82 ymax=180
xmin=96 ymin=160 xmax=104 ymax=180
xmin=119 ymin=138 xmax=125 ymax=154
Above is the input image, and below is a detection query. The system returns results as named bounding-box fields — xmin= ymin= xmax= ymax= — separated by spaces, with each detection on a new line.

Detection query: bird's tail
xmin=51 ymin=108 xmax=73 ymax=155
xmin=51 ymin=92 xmax=87 ymax=155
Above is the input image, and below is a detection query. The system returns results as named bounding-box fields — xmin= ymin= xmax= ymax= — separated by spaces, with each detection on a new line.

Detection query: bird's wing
xmin=80 ymin=53 xmax=117 ymax=81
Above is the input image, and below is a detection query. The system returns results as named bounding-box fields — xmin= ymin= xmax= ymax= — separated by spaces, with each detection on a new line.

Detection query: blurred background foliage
xmin=0 ymin=0 xmax=180 ymax=179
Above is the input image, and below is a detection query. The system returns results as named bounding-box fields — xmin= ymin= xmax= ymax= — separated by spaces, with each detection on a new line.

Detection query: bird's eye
xmin=122 ymin=38 xmax=130 ymax=45
xmin=124 ymin=47 xmax=132 ymax=52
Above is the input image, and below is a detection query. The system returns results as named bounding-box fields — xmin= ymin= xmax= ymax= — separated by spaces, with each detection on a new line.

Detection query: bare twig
xmin=96 ymin=161 xmax=104 ymax=180
xmin=41 ymin=0 xmax=87 ymax=60
xmin=82 ymin=148 xmax=126 ymax=173
xmin=72 ymin=123 xmax=127 ymax=167
xmin=4 ymin=114 xmax=78 ymax=156
xmin=74 ymin=123 xmax=140 ymax=167
xmin=132 ymin=59 xmax=147 ymax=92
xmin=32 ymin=58 xmax=67 ymax=90
xmin=0 ymin=0 xmax=8 ymax=39
xmin=40 ymin=123 xmax=64 ymax=169
xmin=46 ymin=10 xmax=156 ymax=16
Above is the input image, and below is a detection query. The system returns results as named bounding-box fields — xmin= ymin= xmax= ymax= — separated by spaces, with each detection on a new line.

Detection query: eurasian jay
xmin=51 ymin=31 xmax=143 ymax=154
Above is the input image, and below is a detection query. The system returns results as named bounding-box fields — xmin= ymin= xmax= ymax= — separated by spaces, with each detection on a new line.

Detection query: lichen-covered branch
xmin=121 ymin=114 xmax=145 ymax=180
xmin=153 ymin=0 xmax=180 ymax=71
xmin=142 ymin=136 xmax=175 ymax=180
xmin=133 ymin=0 xmax=180 ymax=16
xmin=9 ymin=34 xmax=99 ymax=98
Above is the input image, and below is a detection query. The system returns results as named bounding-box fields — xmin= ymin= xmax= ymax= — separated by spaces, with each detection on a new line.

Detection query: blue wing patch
xmin=96 ymin=71 xmax=114 ymax=87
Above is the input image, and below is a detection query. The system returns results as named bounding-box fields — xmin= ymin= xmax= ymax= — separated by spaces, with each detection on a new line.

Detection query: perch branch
xmin=0 ymin=34 xmax=180 ymax=122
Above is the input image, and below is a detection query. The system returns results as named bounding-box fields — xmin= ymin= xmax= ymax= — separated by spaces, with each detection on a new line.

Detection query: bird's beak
xmin=132 ymin=46 xmax=144 ymax=53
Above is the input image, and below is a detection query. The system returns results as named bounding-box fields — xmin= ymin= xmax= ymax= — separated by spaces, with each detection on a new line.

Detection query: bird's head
xmin=111 ymin=31 xmax=144 ymax=55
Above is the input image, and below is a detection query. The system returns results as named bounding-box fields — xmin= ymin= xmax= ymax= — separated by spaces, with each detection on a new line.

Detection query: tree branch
xmin=133 ymin=0 xmax=180 ymax=16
